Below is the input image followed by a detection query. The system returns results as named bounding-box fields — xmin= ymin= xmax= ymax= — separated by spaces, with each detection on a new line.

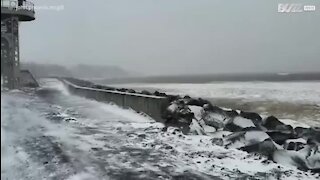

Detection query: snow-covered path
xmin=1 ymin=79 xmax=318 ymax=180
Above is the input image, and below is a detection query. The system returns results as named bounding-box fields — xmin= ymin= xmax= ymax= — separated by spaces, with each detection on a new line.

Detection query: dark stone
xmin=225 ymin=110 xmax=239 ymax=118
xmin=240 ymin=111 xmax=262 ymax=125
xmin=287 ymin=142 xmax=296 ymax=150
xmin=137 ymin=134 xmax=146 ymax=138
xmin=294 ymin=127 xmax=310 ymax=138
xmin=163 ymin=101 xmax=194 ymax=134
xmin=266 ymin=131 xmax=294 ymax=145
xmin=263 ymin=116 xmax=285 ymax=130
xmin=204 ymin=104 xmax=225 ymax=114
xmin=310 ymin=127 xmax=320 ymax=143
xmin=225 ymin=117 xmax=256 ymax=132
xmin=211 ymin=138 xmax=223 ymax=146
xmin=117 ymin=88 xmax=127 ymax=92
xmin=184 ymin=98 xmax=200 ymax=106
xmin=294 ymin=127 xmax=320 ymax=143
xmin=284 ymin=140 xmax=306 ymax=151
xmin=127 ymin=89 xmax=136 ymax=93
xmin=240 ymin=139 xmax=277 ymax=158
xmin=154 ymin=91 xmax=166 ymax=97
xmin=92 ymin=84 xmax=104 ymax=89
xmin=202 ymin=112 xmax=226 ymax=129
xmin=167 ymin=95 xmax=180 ymax=102
xmin=141 ymin=90 xmax=151 ymax=95
xmin=105 ymin=87 xmax=115 ymax=91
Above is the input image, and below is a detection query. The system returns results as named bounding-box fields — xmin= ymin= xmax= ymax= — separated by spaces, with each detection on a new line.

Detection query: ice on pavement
xmin=1 ymin=79 xmax=319 ymax=179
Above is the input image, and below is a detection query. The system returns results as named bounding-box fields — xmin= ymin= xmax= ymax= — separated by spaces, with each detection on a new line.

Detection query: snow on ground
xmin=1 ymin=79 xmax=319 ymax=179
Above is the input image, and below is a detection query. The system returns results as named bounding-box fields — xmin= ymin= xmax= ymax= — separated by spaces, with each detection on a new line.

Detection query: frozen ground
xmin=1 ymin=79 xmax=319 ymax=180
xmin=111 ymin=81 xmax=320 ymax=127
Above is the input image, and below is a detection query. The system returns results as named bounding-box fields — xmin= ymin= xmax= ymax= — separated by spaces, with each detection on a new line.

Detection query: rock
xmin=284 ymin=138 xmax=307 ymax=151
xmin=117 ymin=88 xmax=127 ymax=92
xmin=263 ymin=116 xmax=285 ymax=130
xmin=189 ymin=119 xmax=206 ymax=135
xmin=240 ymin=111 xmax=262 ymax=125
xmin=225 ymin=116 xmax=256 ymax=132
xmin=310 ymin=127 xmax=320 ymax=143
xmin=276 ymin=124 xmax=293 ymax=132
xmin=202 ymin=112 xmax=228 ymax=129
xmin=211 ymin=138 xmax=224 ymax=146
xmin=204 ymin=104 xmax=225 ymax=114
xmin=273 ymin=145 xmax=320 ymax=173
xmin=154 ymin=91 xmax=166 ymax=97
xmin=92 ymin=84 xmax=104 ymax=89
xmin=167 ymin=95 xmax=180 ymax=102
xmin=104 ymin=87 xmax=116 ymax=91
xmin=225 ymin=131 xmax=276 ymax=157
xmin=163 ymin=101 xmax=194 ymax=134
xmin=266 ymin=131 xmax=295 ymax=145
xmin=127 ymin=89 xmax=136 ymax=93
xmin=224 ymin=110 xmax=239 ymax=118
xmin=294 ymin=127 xmax=320 ymax=143
xmin=240 ymin=139 xmax=277 ymax=158
xmin=295 ymin=127 xmax=311 ymax=138
xmin=141 ymin=90 xmax=151 ymax=95
xmin=184 ymin=97 xmax=211 ymax=107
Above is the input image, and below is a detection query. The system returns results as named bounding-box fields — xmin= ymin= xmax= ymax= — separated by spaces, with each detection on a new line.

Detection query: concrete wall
xmin=62 ymin=80 xmax=169 ymax=122
xmin=20 ymin=69 xmax=39 ymax=87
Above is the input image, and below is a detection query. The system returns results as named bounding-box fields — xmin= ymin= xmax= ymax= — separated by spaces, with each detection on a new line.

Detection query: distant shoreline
xmin=94 ymin=72 xmax=320 ymax=84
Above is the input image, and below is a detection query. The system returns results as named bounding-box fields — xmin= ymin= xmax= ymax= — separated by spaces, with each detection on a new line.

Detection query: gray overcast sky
xmin=20 ymin=0 xmax=320 ymax=75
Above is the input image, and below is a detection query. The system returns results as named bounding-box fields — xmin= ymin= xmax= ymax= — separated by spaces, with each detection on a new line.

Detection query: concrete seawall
xmin=62 ymin=80 xmax=169 ymax=122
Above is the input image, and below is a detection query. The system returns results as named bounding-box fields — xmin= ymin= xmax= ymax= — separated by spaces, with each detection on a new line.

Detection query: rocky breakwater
xmin=62 ymin=77 xmax=320 ymax=173
xmin=163 ymin=96 xmax=320 ymax=173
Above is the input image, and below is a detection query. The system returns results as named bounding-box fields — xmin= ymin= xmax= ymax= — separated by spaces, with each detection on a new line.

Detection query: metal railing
xmin=1 ymin=0 xmax=34 ymax=12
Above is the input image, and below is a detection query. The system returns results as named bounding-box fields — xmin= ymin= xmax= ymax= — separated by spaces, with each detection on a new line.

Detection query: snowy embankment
xmin=1 ymin=79 xmax=319 ymax=179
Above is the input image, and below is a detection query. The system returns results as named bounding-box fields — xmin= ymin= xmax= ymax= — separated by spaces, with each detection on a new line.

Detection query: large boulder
xmin=141 ymin=90 xmax=152 ymax=95
xmin=241 ymin=139 xmax=277 ymax=158
xmin=189 ymin=119 xmax=207 ymax=135
xmin=310 ymin=127 xmax=320 ymax=143
xmin=225 ymin=116 xmax=256 ymax=132
xmin=224 ymin=109 xmax=239 ymax=118
xmin=202 ymin=112 xmax=229 ymax=130
xmin=163 ymin=100 xmax=194 ymax=134
xmin=294 ymin=127 xmax=320 ymax=143
xmin=240 ymin=111 xmax=262 ymax=126
xmin=273 ymin=145 xmax=320 ymax=173
xmin=225 ymin=131 xmax=277 ymax=157
xmin=266 ymin=131 xmax=295 ymax=145
xmin=284 ymin=138 xmax=307 ymax=151
xmin=262 ymin=116 xmax=285 ymax=130
xmin=154 ymin=91 xmax=166 ymax=97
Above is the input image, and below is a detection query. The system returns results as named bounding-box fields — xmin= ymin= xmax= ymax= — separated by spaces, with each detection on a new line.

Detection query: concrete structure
xmin=1 ymin=0 xmax=35 ymax=89
xmin=20 ymin=69 xmax=39 ymax=87
xmin=62 ymin=80 xmax=169 ymax=122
